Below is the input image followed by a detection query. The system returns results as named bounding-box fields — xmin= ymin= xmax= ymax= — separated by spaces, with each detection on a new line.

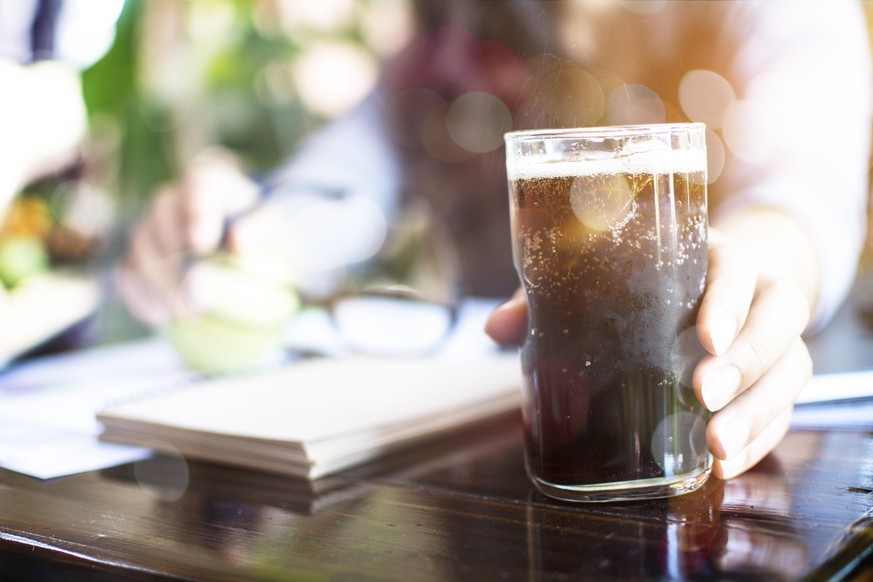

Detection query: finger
xmin=114 ymin=262 xmax=168 ymax=328
xmin=123 ymin=222 xmax=187 ymax=323
xmin=696 ymin=232 xmax=756 ymax=356
xmin=133 ymin=188 xmax=188 ymax=290
xmin=706 ymin=337 xmax=811 ymax=463
xmin=149 ymin=185 xmax=188 ymax=258
xmin=484 ymin=288 xmax=528 ymax=346
xmin=182 ymin=151 xmax=259 ymax=253
xmin=225 ymin=204 xmax=284 ymax=256
xmin=712 ymin=406 xmax=793 ymax=480
xmin=181 ymin=161 xmax=229 ymax=253
xmin=695 ymin=279 xmax=809 ymax=412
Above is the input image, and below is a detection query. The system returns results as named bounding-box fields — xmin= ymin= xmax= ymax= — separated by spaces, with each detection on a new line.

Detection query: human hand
xmin=690 ymin=230 xmax=811 ymax=479
xmin=484 ymin=229 xmax=812 ymax=480
xmin=116 ymin=150 xmax=302 ymax=373
xmin=115 ymin=149 xmax=261 ymax=327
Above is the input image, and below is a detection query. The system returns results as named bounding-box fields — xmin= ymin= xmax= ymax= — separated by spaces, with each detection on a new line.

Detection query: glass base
xmin=529 ymin=461 xmax=712 ymax=503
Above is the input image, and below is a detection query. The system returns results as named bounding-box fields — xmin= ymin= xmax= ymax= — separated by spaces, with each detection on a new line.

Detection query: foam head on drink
xmin=506 ymin=128 xmax=710 ymax=501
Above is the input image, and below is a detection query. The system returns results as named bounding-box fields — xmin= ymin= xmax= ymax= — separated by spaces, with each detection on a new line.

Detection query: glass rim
xmin=504 ymin=122 xmax=706 ymax=143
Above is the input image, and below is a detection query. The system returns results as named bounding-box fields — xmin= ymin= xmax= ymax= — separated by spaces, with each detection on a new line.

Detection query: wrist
xmin=712 ymin=206 xmax=818 ymax=324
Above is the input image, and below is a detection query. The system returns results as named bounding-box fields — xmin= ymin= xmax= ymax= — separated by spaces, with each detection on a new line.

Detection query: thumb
xmin=223 ymin=205 xmax=304 ymax=286
xmin=485 ymin=288 xmax=528 ymax=347
xmin=182 ymin=150 xmax=260 ymax=254
xmin=224 ymin=205 xmax=285 ymax=257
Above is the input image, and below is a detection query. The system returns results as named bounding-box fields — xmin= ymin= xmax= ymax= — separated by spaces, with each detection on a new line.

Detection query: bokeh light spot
xmin=446 ymin=92 xmax=513 ymax=154
xmin=529 ymin=59 xmax=606 ymax=128
xmin=722 ymin=71 xmax=796 ymax=165
xmin=607 ymin=83 xmax=665 ymax=126
xmin=134 ymin=447 xmax=190 ymax=502
xmin=421 ymin=103 xmax=475 ymax=163
xmin=360 ymin=0 xmax=415 ymax=58
xmin=570 ymin=173 xmax=636 ymax=233
xmin=273 ymin=0 xmax=356 ymax=34
xmin=187 ymin=0 xmax=237 ymax=45
xmin=704 ymin=128 xmax=726 ymax=184
xmin=678 ymin=69 xmax=735 ymax=130
xmin=291 ymin=42 xmax=378 ymax=118
xmin=721 ymin=100 xmax=775 ymax=165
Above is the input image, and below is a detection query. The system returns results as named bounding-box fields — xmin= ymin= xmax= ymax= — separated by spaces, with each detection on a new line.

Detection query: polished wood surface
xmin=0 ymin=273 xmax=872 ymax=580
xmin=0 ymin=415 xmax=870 ymax=580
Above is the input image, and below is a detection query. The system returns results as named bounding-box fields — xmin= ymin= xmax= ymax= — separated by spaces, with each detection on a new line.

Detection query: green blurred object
xmin=164 ymin=259 xmax=300 ymax=374
xmin=165 ymin=315 xmax=285 ymax=375
xmin=78 ymin=0 xmax=395 ymax=207
xmin=81 ymin=0 xmax=175 ymax=205
xmin=73 ymin=0 xmax=394 ymax=348
xmin=80 ymin=0 xmax=320 ymax=208
xmin=0 ymin=235 xmax=50 ymax=289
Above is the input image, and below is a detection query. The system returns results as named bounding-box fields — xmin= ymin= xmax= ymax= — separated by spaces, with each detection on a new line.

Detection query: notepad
xmin=98 ymin=353 xmax=522 ymax=480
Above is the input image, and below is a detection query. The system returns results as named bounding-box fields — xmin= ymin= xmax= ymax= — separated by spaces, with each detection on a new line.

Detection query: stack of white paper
xmin=98 ymin=353 xmax=522 ymax=480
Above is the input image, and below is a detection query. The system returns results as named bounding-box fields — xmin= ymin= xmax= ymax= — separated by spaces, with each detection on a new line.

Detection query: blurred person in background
xmin=0 ymin=0 xmax=123 ymax=215
xmin=0 ymin=0 xmax=122 ymax=360
xmin=117 ymin=0 xmax=872 ymax=480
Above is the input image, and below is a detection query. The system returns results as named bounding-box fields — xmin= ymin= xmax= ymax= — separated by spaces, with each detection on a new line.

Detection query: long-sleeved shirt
xmin=267 ymin=0 xmax=872 ymax=330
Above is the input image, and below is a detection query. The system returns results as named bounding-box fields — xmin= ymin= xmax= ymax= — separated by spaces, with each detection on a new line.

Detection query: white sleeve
xmin=711 ymin=0 xmax=873 ymax=331
xmin=259 ymin=93 xmax=402 ymax=296
xmin=55 ymin=0 xmax=125 ymax=69
xmin=0 ymin=0 xmax=38 ymax=63
xmin=0 ymin=0 xmax=123 ymax=68
xmin=270 ymin=92 xmax=402 ymax=221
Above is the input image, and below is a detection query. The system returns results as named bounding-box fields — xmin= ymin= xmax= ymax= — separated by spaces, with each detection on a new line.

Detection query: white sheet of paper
xmin=795 ymin=369 xmax=873 ymax=404
xmin=791 ymin=400 xmax=873 ymax=431
xmin=791 ymin=369 xmax=873 ymax=430
xmin=0 ymin=273 xmax=99 ymax=369
xmin=0 ymin=337 xmax=193 ymax=479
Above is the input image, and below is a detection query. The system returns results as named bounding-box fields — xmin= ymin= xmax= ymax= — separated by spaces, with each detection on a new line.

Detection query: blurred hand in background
xmin=115 ymin=150 xmax=261 ymax=327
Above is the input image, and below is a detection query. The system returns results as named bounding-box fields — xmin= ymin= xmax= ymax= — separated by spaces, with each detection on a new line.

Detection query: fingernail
xmin=710 ymin=315 xmax=736 ymax=356
xmin=717 ymin=418 xmax=749 ymax=460
xmin=701 ymin=364 xmax=742 ymax=411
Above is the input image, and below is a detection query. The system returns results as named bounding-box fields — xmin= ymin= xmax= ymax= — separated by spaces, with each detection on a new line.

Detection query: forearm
xmin=703 ymin=0 xmax=871 ymax=332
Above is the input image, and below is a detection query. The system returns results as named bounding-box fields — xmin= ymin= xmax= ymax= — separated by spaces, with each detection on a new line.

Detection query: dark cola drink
xmin=505 ymin=124 xmax=711 ymax=502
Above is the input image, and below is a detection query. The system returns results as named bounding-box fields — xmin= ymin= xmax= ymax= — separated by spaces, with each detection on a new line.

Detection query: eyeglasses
xmin=328 ymin=286 xmax=459 ymax=358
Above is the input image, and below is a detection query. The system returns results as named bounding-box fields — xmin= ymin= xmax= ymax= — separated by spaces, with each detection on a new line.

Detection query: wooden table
xmin=1 ymin=277 xmax=871 ymax=580
xmin=0 ymin=417 xmax=870 ymax=581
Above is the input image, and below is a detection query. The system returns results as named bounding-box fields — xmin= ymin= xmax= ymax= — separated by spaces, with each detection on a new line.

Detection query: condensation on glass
xmin=505 ymin=123 xmax=710 ymax=502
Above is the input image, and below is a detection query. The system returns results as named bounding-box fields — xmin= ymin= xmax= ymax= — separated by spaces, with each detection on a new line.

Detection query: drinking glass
xmin=504 ymin=123 xmax=710 ymax=502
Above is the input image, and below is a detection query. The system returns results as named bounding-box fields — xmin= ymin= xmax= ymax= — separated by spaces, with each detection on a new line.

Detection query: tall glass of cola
xmin=504 ymin=123 xmax=710 ymax=502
